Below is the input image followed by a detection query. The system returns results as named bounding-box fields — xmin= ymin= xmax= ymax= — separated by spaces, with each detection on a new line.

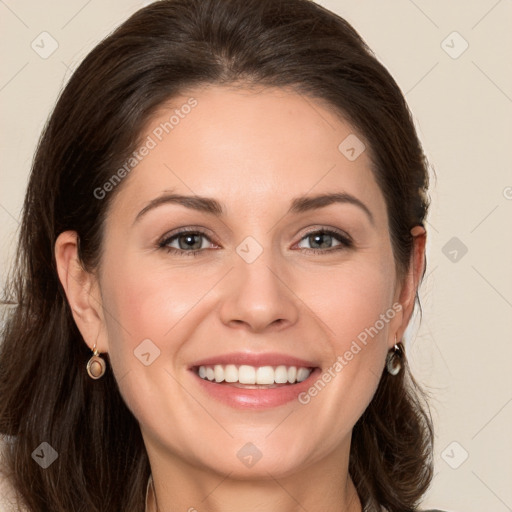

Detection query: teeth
xmin=256 ymin=366 xmax=274 ymax=385
xmin=214 ymin=365 xmax=224 ymax=383
xmin=239 ymin=365 xmax=256 ymax=384
xmin=224 ymin=364 xmax=238 ymax=383
xmin=296 ymin=367 xmax=310 ymax=382
xmin=275 ymin=365 xmax=288 ymax=384
xmin=196 ymin=364 xmax=313 ymax=385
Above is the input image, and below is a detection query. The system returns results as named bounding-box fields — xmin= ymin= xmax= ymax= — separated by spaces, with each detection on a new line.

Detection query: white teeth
xmin=274 ymin=365 xmax=288 ymax=384
xmin=214 ymin=365 xmax=224 ymax=382
xmin=224 ymin=364 xmax=238 ymax=383
xmin=238 ymin=365 xmax=256 ymax=384
xmin=196 ymin=364 xmax=313 ymax=385
xmin=256 ymin=366 xmax=275 ymax=385
xmin=296 ymin=367 xmax=310 ymax=382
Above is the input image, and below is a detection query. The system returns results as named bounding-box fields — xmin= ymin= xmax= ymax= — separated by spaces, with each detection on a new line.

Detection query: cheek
xmin=296 ymin=260 xmax=396 ymax=422
xmin=97 ymin=258 xmax=198 ymax=428
xmin=102 ymin=257 xmax=208 ymax=345
xmin=98 ymin=254 xmax=226 ymax=408
xmin=309 ymin=259 xmax=396 ymax=351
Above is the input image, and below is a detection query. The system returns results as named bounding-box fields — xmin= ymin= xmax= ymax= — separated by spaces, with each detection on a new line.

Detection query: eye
xmin=158 ymin=229 xmax=216 ymax=256
xmin=296 ymin=229 xmax=352 ymax=254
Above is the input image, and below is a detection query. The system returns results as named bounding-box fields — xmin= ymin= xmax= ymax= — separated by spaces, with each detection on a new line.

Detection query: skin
xmin=55 ymin=85 xmax=426 ymax=512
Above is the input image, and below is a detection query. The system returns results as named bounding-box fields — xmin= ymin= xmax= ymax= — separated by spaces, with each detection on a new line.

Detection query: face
xmin=90 ymin=85 xmax=405 ymax=479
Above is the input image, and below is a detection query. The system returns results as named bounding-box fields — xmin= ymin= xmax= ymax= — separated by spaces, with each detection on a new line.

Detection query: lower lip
xmin=191 ymin=368 xmax=321 ymax=409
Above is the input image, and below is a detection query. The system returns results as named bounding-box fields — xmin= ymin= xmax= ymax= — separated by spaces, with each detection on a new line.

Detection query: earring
xmin=86 ymin=344 xmax=106 ymax=379
xmin=386 ymin=336 xmax=404 ymax=376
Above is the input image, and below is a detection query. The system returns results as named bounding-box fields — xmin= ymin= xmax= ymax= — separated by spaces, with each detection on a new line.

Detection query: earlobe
xmin=54 ymin=231 xmax=108 ymax=353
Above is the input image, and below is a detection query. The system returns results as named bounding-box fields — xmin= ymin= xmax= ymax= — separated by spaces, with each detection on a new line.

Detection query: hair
xmin=0 ymin=0 xmax=434 ymax=510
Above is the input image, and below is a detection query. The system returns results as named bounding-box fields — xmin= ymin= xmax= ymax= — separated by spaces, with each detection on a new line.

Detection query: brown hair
xmin=0 ymin=0 xmax=433 ymax=510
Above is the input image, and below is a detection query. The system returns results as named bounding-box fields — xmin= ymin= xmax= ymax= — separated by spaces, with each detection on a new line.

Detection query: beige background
xmin=1 ymin=1 xmax=511 ymax=510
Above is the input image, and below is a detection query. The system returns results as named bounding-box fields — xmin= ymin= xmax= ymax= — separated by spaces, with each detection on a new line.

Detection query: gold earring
xmin=386 ymin=336 xmax=404 ymax=376
xmin=86 ymin=344 xmax=106 ymax=379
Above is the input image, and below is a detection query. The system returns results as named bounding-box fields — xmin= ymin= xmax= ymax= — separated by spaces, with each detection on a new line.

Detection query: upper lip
xmin=189 ymin=352 xmax=319 ymax=369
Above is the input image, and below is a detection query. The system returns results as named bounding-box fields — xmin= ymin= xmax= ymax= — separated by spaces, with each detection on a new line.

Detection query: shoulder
xmin=0 ymin=435 xmax=28 ymax=512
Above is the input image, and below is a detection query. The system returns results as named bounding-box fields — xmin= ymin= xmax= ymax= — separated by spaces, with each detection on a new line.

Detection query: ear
xmin=54 ymin=231 xmax=109 ymax=354
xmin=392 ymin=225 xmax=426 ymax=346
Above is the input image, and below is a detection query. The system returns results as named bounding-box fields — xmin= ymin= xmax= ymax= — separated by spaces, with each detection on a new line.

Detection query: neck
xmin=145 ymin=449 xmax=362 ymax=512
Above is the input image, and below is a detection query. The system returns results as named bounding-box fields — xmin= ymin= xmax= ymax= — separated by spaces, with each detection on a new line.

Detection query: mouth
xmin=193 ymin=364 xmax=315 ymax=388
xmin=188 ymin=353 xmax=321 ymax=408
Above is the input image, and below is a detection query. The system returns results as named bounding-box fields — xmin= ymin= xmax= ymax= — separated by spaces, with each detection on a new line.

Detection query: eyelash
xmin=157 ymin=227 xmax=353 ymax=257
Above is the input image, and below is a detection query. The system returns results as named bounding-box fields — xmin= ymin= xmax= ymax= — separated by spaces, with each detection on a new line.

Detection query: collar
xmin=144 ymin=474 xmax=153 ymax=512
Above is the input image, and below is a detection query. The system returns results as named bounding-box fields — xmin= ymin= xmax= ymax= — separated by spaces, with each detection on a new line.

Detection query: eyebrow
xmin=134 ymin=191 xmax=374 ymax=225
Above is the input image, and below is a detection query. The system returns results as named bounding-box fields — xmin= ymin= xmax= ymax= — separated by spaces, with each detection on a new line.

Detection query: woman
xmin=0 ymin=0 xmax=447 ymax=510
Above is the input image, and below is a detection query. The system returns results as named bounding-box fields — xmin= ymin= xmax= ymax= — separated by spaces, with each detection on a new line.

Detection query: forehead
xmin=108 ymin=85 xmax=387 ymax=225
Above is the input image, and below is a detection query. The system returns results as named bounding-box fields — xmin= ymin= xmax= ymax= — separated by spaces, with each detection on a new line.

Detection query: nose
xmin=218 ymin=247 xmax=300 ymax=333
